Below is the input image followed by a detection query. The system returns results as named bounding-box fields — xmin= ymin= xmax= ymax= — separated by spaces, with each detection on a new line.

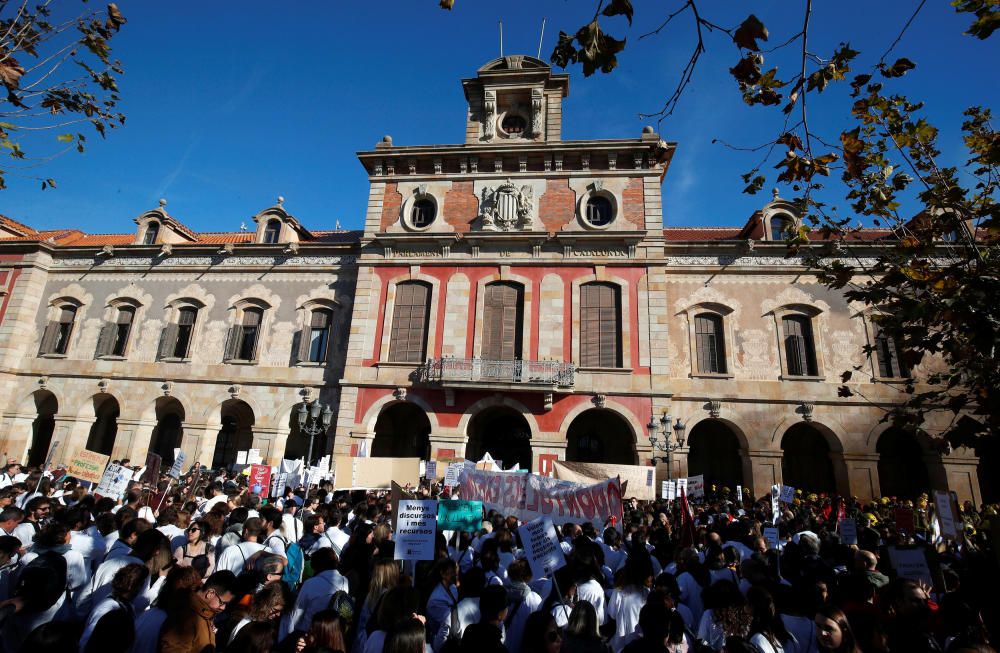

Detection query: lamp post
xmin=648 ymin=412 xmax=687 ymax=484
xmin=297 ymin=400 xmax=333 ymax=466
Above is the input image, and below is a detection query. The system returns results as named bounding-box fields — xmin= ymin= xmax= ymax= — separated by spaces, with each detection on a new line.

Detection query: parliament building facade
xmin=0 ymin=57 xmax=987 ymax=504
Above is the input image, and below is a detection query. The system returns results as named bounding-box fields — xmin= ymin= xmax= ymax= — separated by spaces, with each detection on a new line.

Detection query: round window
xmin=410 ymin=197 xmax=436 ymax=228
xmin=501 ymin=114 xmax=527 ymax=136
xmin=584 ymin=195 xmax=614 ymax=227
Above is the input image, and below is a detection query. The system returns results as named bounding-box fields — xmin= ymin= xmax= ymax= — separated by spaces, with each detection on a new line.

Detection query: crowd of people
xmin=0 ymin=457 xmax=997 ymax=653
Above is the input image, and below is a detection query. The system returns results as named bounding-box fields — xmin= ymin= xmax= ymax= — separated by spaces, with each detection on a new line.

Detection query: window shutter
xmin=38 ymin=321 xmax=59 ymax=355
xmin=715 ymin=317 xmax=728 ymax=373
xmin=581 ymin=283 xmax=620 ymax=368
xmin=95 ymin=322 xmax=115 ymax=358
xmin=483 ymin=283 xmax=523 ymax=361
xmin=158 ymin=323 xmax=179 ymax=360
xmin=223 ymin=325 xmax=242 ymax=361
xmin=389 ymin=282 xmax=430 ymax=363
xmin=295 ymin=328 xmax=311 ymax=363
xmin=783 ymin=315 xmax=817 ymax=376
xmin=694 ymin=314 xmax=726 ymax=374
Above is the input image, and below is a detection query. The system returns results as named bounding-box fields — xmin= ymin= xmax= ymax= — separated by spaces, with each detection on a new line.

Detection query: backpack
xmin=282 ymin=539 xmax=304 ymax=588
xmin=14 ymin=551 xmax=68 ymax=612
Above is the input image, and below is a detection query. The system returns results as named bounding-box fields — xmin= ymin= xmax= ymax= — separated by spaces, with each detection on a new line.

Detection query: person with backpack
xmin=79 ymin=562 xmax=147 ymax=653
xmin=502 ymin=559 xmax=542 ymax=653
xmin=286 ymin=547 xmax=349 ymax=635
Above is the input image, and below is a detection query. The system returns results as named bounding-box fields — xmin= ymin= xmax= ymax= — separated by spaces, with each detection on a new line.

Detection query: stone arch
xmin=210 ymin=398 xmax=256 ymax=468
xmin=565 ymin=408 xmax=638 ymax=465
xmin=457 ymin=395 xmax=541 ymax=443
xmin=280 ymin=398 xmax=336 ymax=464
xmin=26 ymin=390 xmax=59 ymax=467
xmin=149 ymin=396 xmax=186 ymax=466
xmin=372 ymin=402 xmax=432 ymax=459
xmin=557 ymin=398 xmax=643 ymax=447
xmin=78 ymin=393 xmax=122 ymax=457
xmin=466 ymin=404 xmax=534 ymax=470
xmin=874 ymin=426 xmax=946 ymax=498
xmin=780 ymin=421 xmax=848 ymax=495
xmin=683 ymin=415 xmax=753 ymax=491
xmin=360 ymin=393 xmax=442 ymax=435
xmin=200 ymin=390 xmax=265 ymax=425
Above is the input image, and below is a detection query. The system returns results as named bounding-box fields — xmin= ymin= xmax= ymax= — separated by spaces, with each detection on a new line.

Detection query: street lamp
xmin=648 ymin=412 xmax=687 ymax=483
xmin=297 ymin=400 xmax=333 ymax=466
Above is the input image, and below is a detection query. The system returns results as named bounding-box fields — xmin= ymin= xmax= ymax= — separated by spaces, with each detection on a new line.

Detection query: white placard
xmin=676 ymin=477 xmax=688 ymax=498
xmin=236 ymin=450 xmax=248 ymax=465
xmin=246 ymin=449 xmax=262 ymax=465
xmin=839 ymin=518 xmax=858 ymax=546
xmin=779 ymin=485 xmax=795 ymax=504
xmin=132 ymin=466 xmax=146 ymax=482
xmin=444 ymin=463 xmax=463 ymax=487
xmin=686 ymin=474 xmax=705 ymax=499
xmin=425 ymin=460 xmax=438 ymax=479
xmin=518 ymin=516 xmax=567 ymax=580
xmin=96 ymin=463 xmax=131 ymax=500
xmin=394 ymin=499 xmax=437 ymax=561
xmin=168 ymin=451 xmax=187 ymax=479
xmin=661 ymin=480 xmax=676 ymax=500
xmin=736 ymin=486 xmax=743 ymax=503
xmin=771 ymin=485 xmax=781 ymax=524
xmin=887 ymin=546 xmax=933 ymax=586
xmin=763 ymin=526 xmax=780 ymax=551
xmin=934 ymin=491 xmax=959 ymax=539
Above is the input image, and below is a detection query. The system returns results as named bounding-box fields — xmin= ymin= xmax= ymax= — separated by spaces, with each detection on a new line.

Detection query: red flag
xmin=680 ymin=487 xmax=696 ymax=548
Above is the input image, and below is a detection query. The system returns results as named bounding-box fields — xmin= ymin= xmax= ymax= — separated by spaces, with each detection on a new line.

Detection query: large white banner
xmin=552 ymin=461 xmax=656 ymax=501
xmin=458 ymin=468 xmax=623 ymax=530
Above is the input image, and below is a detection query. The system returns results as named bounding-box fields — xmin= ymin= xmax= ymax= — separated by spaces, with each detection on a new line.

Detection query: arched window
xmin=96 ymin=304 xmax=136 ymax=358
xmin=782 ymin=314 xmax=818 ymax=376
xmin=159 ymin=306 xmax=199 ymax=360
xmin=482 ymin=282 xmax=523 ymax=361
xmin=225 ymin=306 xmax=264 ymax=362
xmin=143 ymin=221 xmax=160 ymax=245
xmin=770 ymin=215 xmax=793 ymax=241
xmin=299 ymin=307 xmax=334 ymax=363
xmin=39 ymin=304 xmax=78 ymax=356
xmin=263 ymin=219 xmax=281 ymax=244
xmin=580 ymin=282 xmax=621 ymax=368
xmin=873 ymin=324 xmax=908 ymax=379
xmin=389 ymin=282 xmax=431 ymax=363
xmin=694 ymin=313 xmax=727 ymax=374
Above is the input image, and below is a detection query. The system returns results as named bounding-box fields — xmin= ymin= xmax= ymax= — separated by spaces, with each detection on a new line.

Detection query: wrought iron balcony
xmin=417 ymin=357 xmax=575 ymax=389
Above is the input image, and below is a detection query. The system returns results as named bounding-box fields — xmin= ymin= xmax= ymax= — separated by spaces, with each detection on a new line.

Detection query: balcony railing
xmin=417 ymin=357 xmax=575 ymax=388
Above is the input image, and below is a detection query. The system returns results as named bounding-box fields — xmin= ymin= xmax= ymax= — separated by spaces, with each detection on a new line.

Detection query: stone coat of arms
xmin=480 ymin=180 xmax=534 ymax=231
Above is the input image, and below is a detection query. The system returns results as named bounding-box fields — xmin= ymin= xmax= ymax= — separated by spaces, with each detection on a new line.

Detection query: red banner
xmin=249 ymin=464 xmax=271 ymax=496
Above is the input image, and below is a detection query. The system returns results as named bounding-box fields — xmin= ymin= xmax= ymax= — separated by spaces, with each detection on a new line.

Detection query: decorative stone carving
xmin=592 ymin=394 xmax=607 ymax=409
xmin=133 ymin=318 xmax=163 ymax=362
xmin=799 ymin=402 xmax=815 ymax=421
xmin=264 ymin=321 xmax=296 ymax=367
xmin=98 ymin=378 xmax=110 ymax=393
xmin=531 ymin=89 xmax=544 ymax=137
xmin=195 ymin=320 xmax=228 ymax=365
xmin=393 ymin=387 xmax=407 ymax=401
xmin=735 ymin=328 xmax=776 ymax=380
xmin=38 ymin=376 xmax=48 ymax=390
xmin=480 ymin=180 xmax=534 ymax=231
xmin=483 ymin=90 xmax=496 ymax=141
xmin=544 ymin=393 xmax=553 ymax=412
xmin=161 ymin=381 xmax=174 ymax=396
xmin=228 ymin=384 xmax=241 ymax=399
xmin=708 ymin=400 xmax=722 ymax=418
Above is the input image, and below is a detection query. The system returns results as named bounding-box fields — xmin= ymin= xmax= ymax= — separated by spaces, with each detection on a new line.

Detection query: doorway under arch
xmin=781 ymin=423 xmax=838 ymax=493
xmin=977 ymin=434 xmax=1000 ymax=504
xmin=86 ymin=394 xmax=120 ymax=456
xmin=687 ymin=419 xmax=746 ymax=490
xmin=467 ymin=406 xmax=532 ymax=470
xmin=27 ymin=390 xmax=58 ymax=467
xmin=283 ymin=404 xmax=333 ymax=464
xmin=212 ymin=399 xmax=255 ymax=468
xmin=877 ymin=427 xmax=933 ymax=499
xmin=372 ymin=402 xmax=431 ymax=459
xmin=150 ymin=397 xmax=185 ymax=466
xmin=566 ymin=409 xmax=637 ymax=464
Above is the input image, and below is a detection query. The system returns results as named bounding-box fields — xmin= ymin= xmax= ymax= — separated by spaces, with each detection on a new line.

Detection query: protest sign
xmin=839 ymin=518 xmax=858 ymax=546
xmin=281 ymin=459 xmax=304 ymax=489
xmin=424 ymin=460 xmax=438 ymax=480
xmin=247 ymin=449 xmax=262 ymax=465
xmin=140 ymin=453 xmax=161 ymax=485
xmin=518 ymin=516 xmax=567 ymax=580
xmin=771 ymin=485 xmax=781 ymax=524
xmin=96 ymin=463 xmax=131 ymax=499
xmin=44 ymin=440 xmax=60 ymax=470
xmin=676 ymin=477 xmax=688 ymax=498
xmin=736 ymin=486 xmax=743 ymax=503
xmin=934 ymin=491 xmax=959 ymax=540
xmin=68 ymin=449 xmax=110 ymax=484
xmin=437 ymin=500 xmax=483 ymax=531
xmin=394 ymin=499 xmax=437 ymax=561
xmin=686 ymin=474 xmax=705 ymax=499
xmin=894 ymin=506 xmax=915 ymax=536
xmin=661 ymin=480 xmax=676 ymax=500
xmin=236 ymin=451 xmax=248 ymax=465
xmin=888 ymin=546 xmax=933 ymax=586
xmin=333 ymin=456 xmax=420 ymax=490
xmin=459 ymin=468 xmax=623 ymax=530
xmin=552 ymin=461 xmax=656 ymax=501
xmin=763 ymin=526 xmax=780 ymax=551
xmin=444 ymin=462 xmax=463 ymax=487
xmin=249 ymin=464 xmax=272 ymax=496
xmin=779 ymin=485 xmax=796 ymax=504
xmin=168 ymin=451 xmax=187 ymax=479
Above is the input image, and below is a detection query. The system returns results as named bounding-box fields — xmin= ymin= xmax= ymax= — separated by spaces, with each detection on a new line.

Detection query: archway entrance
xmin=566 ymin=409 xmax=636 ymax=464
xmin=86 ymin=395 xmax=120 ymax=456
xmin=687 ymin=419 xmax=745 ymax=490
xmin=27 ymin=391 xmax=58 ymax=467
xmin=212 ymin=399 xmax=254 ymax=468
xmin=284 ymin=404 xmax=333 ymax=464
xmin=467 ymin=406 xmax=532 ymax=470
xmin=977 ymin=434 xmax=1000 ymax=504
xmin=150 ymin=398 xmax=185 ymax=466
xmin=372 ymin=403 xmax=431 ymax=459
xmin=781 ymin=423 xmax=837 ymax=493
xmin=877 ymin=428 xmax=932 ymax=499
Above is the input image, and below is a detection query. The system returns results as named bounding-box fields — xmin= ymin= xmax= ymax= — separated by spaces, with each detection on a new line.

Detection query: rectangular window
xmin=389 ymin=283 xmax=430 ymax=363
xmin=173 ymin=307 xmax=197 ymax=359
xmin=783 ymin=315 xmax=818 ymax=376
xmin=580 ymin=283 xmax=622 ymax=368
xmin=110 ymin=307 xmax=135 ymax=357
xmin=874 ymin=325 xmax=907 ymax=378
xmin=236 ymin=308 xmax=262 ymax=361
xmin=694 ymin=313 xmax=727 ymax=374
xmin=482 ymin=282 xmax=524 ymax=361
xmin=308 ymin=309 xmax=332 ymax=363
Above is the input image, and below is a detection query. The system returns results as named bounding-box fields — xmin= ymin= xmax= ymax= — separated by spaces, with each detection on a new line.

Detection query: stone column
xmin=123 ymin=418 xmax=158 ymax=464
xmin=940 ymin=450 xmax=981 ymax=505
xmin=112 ymin=419 xmax=140 ymax=463
xmin=0 ymin=413 xmax=33 ymax=463
xmin=253 ymin=427 xmax=281 ymax=465
xmin=842 ymin=453 xmax=880 ymax=500
xmin=48 ymin=416 xmax=76 ymax=467
xmin=747 ymin=449 xmax=783 ymax=497
xmin=429 ymin=430 xmax=466 ymax=461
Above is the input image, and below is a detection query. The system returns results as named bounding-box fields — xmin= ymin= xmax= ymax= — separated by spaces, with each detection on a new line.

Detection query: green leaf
xmin=733 ymin=14 xmax=769 ymax=51
xmin=602 ymin=0 xmax=634 ymax=25
xmin=952 ymin=0 xmax=1000 ymax=39
xmin=57 ymin=133 xmax=75 ymax=142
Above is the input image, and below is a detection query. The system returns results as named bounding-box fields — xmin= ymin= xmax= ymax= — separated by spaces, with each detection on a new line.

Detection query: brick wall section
xmin=443 ymin=181 xmax=478 ymax=233
xmin=622 ymin=177 xmax=646 ymax=229
xmin=539 ymin=178 xmax=576 ymax=232
xmin=380 ymin=182 xmax=402 ymax=231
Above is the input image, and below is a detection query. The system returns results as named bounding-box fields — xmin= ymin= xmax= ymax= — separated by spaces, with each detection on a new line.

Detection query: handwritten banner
xmin=67 ymin=449 xmax=110 ymax=484
xmin=458 ymin=468 xmax=623 ymax=530
xmin=552 ymin=461 xmax=656 ymax=501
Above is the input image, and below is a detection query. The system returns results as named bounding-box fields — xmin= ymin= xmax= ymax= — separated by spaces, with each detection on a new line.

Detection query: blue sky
xmin=2 ymin=1 xmax=996 ymax=233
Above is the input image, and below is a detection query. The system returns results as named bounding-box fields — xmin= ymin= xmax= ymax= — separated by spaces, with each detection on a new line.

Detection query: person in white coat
xmin=502 ymin=559 xmax=542 ymax=653
xmin=432 ymin=567 xmax=488 ymax=652
xmin=284 ymin=548 xmax=349 ymax=636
